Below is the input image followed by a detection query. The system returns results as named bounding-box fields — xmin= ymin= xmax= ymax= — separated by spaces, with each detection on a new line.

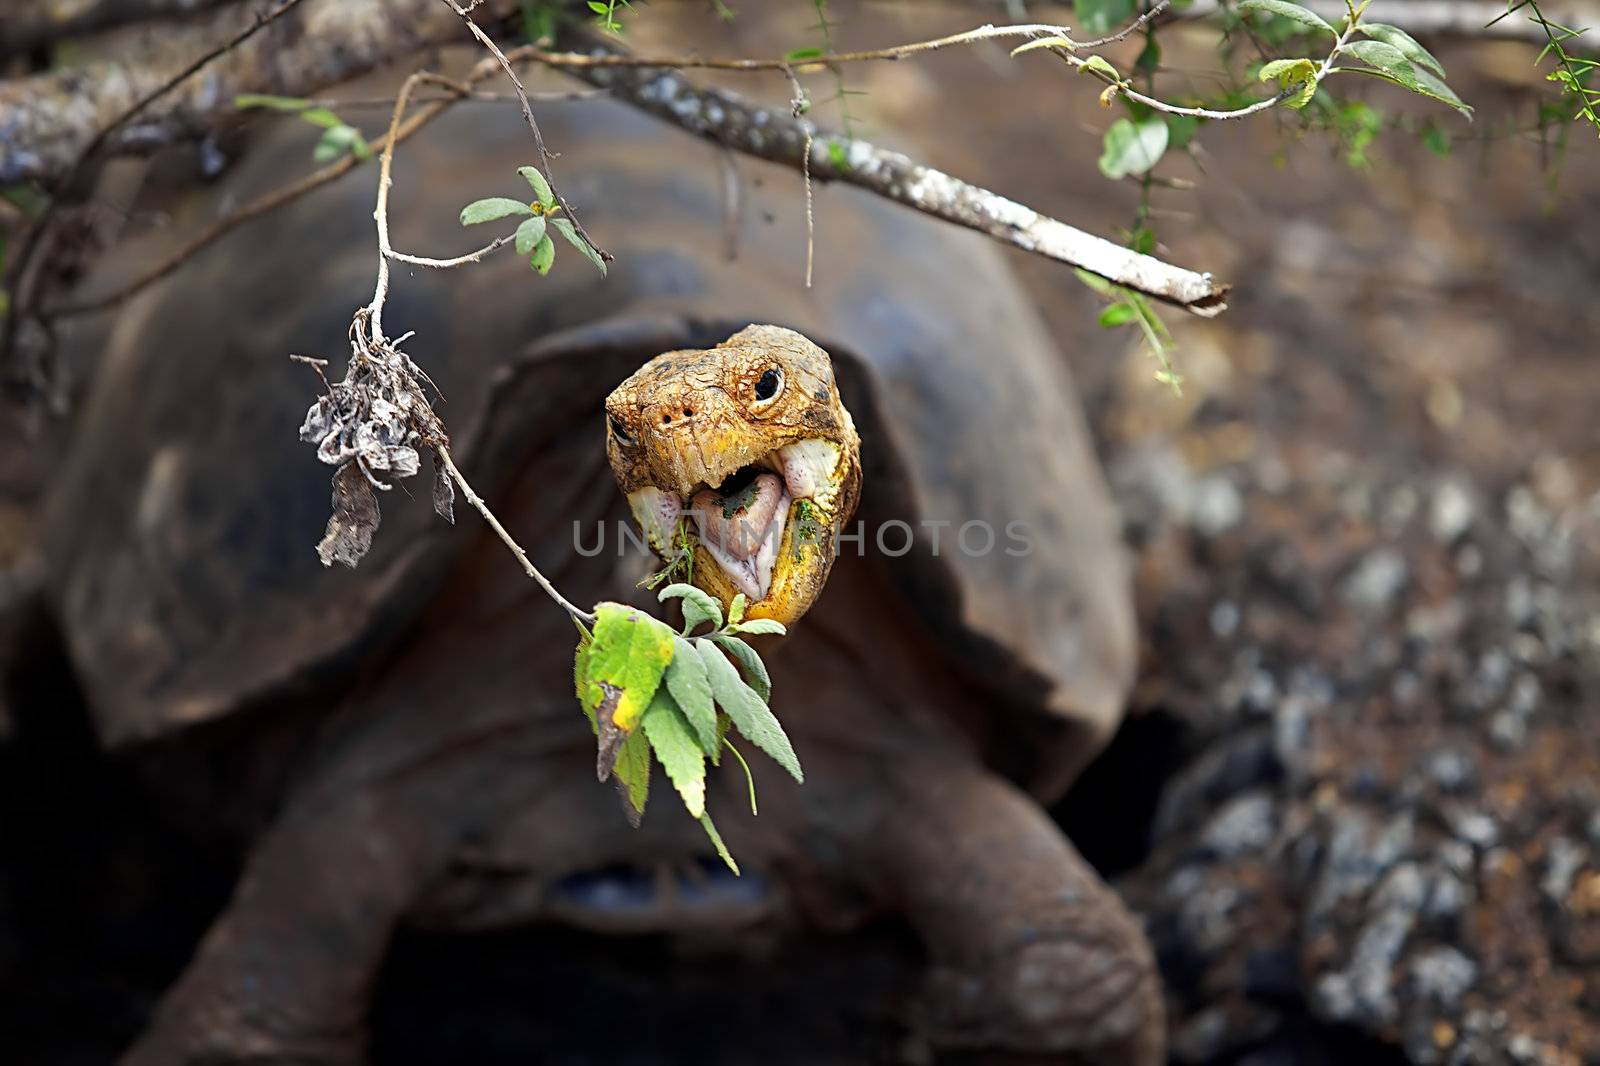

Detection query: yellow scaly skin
xmin=603 ymin=325 xmax=862 ymax=627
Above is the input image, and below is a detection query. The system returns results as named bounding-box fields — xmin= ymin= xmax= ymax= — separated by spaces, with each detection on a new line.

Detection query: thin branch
xmin=521 ymin=21 xmax=1086 ymax=71
xmin=7 ymin=0 xmax=312 ymax=363
xmin=437 ymin=0 xmax=609 ymax=262
xmin=390 ymin=235 xmax=517 ymax=269
xmin=46 ymin=68 xmax=474 ymax=318
xmin=438 ymin=446 xmax=596 ymax=625
xmin=557 ymin=62 xmax=1229 ymax=314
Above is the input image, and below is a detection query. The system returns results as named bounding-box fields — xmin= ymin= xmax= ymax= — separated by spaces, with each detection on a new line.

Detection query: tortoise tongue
xmin=692 ymin=473 xmax=785 ymax=562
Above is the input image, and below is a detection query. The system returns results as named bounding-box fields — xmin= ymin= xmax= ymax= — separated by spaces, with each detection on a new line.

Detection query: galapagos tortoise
xmin=43 ymin=95 xmax=1158 ymax=1063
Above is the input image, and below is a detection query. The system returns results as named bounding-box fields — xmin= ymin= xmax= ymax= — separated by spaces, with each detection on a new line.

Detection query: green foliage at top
xmin=1074 ymin=0 xmax=1137 ymax=36
xmin=571 ymin=586 xmax=798 ymax=873
xmin=1507 ymin=0 xmax=1600 ymax=137
xmin=1237 ymin=0 xmax=1335 ymax=37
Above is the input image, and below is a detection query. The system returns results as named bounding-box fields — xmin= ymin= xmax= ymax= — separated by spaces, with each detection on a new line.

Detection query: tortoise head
xmin=604 ymin=325 xmax=861 ymax=627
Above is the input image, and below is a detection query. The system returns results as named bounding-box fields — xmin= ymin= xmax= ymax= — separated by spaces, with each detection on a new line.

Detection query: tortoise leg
xmin=861 ymin=764 xmax=1164 ymax=1065
xmin=122 ymin=793 xmax=439 ymax=1066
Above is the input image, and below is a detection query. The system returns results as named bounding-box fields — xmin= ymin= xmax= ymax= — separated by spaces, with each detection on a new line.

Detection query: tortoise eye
xmin=607 ymin=413 xmax=635 ymax=446
xmin=753 ymin=367 xmax=783 ymax=407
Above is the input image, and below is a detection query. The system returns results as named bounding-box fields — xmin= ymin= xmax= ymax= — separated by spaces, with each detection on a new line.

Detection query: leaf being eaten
xmin=642 ymin=690 xmax=706 ymax=818
xmin=694 ymin=638 xmax=802 ymax=783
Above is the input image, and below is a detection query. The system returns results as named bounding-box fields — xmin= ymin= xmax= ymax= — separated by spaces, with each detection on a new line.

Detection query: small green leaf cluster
xmin=572 ymin=585 xmax=800 ymax=874
xmin=1512 ymin=0 xmax=1600 ymax=137
xmin=235 ymin=95 xmax=372 ymax=164
xmin=586 ymin=0 xmax=633 ymax=34
xmin=1236 ymin=1 xmax=1471 ymax=118
xmin=459 ymin=167 xmax=606 ymax=277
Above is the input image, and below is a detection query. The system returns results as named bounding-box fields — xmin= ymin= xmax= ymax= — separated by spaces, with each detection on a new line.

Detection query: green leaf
xmin=642 ymin=690 xmax=706 ymax=817
xmin=1338 ymin=44 xmax=1472 ymax=117
xmin=550 ymin=217 xmax=607 ymax=276
xmin=574 ymin=629 xmax=596 ymax=730
xmin=587 ymin=1 xmax=609 ymax=13
xmin=583 ymin=603 xmax=675 ymax=731
xmin=517 ymin=165 xmax=555 ymax=209
xmin=1073 ymin=0 xmax=1136 ymax=35
xmin=1099 ymin=303 xmax=1137 ymax=327
xmin=1135 ymin=36 xmax=1161 ymax=77
xmin=709 ymin=633 xmax=771 ymax=702
xmin=784 ymin=46 xmax=825 ymax=61
xmin=723 ymin=738 xmax=759 ymax=815
xmin=1421 ymin=123 xmax=1452 ymax=156
xmin=529 ymin=234 xmax=556 ymax=275
xmin=730 ymin=618 xmax=786 ymax=636
xmin=694 ymin=638 xmax=802 ymax=783
xmin=1080 ymin=55 xmax=1122 ymax=81
xmin=514 ymin=215 xmax=548 ymax=257
xmin=1411 ymin=67 xmax=1473 ymax=118
xmin=234 ymin=93 xmax=311 ymax=112
xmin=726 ymin=593 xmax=747 ymax=627
xmin=1260 ymin=57 xmax=1320 ymax=109
xmin=698 ymin=811 xmax=740 ymax=875
xmin=1341 ymin=39 xmax=1417 ymax=85
xmin=612 ymin=727 xmax=651 ymax=820
xmin=1236 ymin=0 xmax=1335 ymax=35
xmin=659 ymin=582 xmax=722 ymax=633
xmin=1259 ymin=58 xmax=1316 ymax=84
xmin=666 ymin=635 xmax=719 ymax=753
xmin=1074 ymin=267 xmax=1118 ymax=297
xmin=296 ymin=106 xmax=346 ymax=130
xmin=1165 ymin=112 xmax=1200 ymax=150
xmin=461 ymin=197 xmax=533 ymax=225
xmin=1010 ymin=36 xmax=1077 ymax=57
xmin=311 ymin=125 xmax=361 ymax=164
xmin=1357 ymin=23 xmax=1445 ymax=78
xmin=1099 ymin=116 xmax=1169 ymax=179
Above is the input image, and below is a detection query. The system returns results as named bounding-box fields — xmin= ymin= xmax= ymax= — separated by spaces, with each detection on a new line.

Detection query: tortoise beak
xmin=622 ymin=437 xmax=853 ymax=626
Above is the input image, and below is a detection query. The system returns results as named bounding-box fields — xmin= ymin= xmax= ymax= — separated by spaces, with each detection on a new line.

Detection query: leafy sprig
xmin=1503 ymin=0 xmax=1600 ymax=137
xmin=573 ymin=584 xmax=798 ymax=873
xmin=459 ymin=167 xmax=607 ymax=276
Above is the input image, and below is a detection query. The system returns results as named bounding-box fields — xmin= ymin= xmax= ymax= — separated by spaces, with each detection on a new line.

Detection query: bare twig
xmin=46 ymin=68 xmax=475 ymax=318
xmin=6 ymin=0 xmax=312 ymax=381
xmin=562 ymin=63 xmax=1229 ymax=314
xmin=438 ymin=446 xmax=596 ymax=625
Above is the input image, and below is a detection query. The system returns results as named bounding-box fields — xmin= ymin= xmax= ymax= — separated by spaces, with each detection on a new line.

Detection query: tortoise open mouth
xmin=630 ymin=439 xmax=842 ymax=604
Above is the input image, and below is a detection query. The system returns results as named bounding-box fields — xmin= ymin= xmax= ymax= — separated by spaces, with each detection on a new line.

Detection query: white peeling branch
xmin=564 ymin=62 xmax=1229 ymax=315
xmin=0 ymin=0 xmax=520 ymax=186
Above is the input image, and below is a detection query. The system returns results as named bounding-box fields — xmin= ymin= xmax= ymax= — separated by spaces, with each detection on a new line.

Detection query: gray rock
xmin=1430 ymin=480 xmax=1476 ymax=543
xmin=1541 ymin=836 xmax=1586 ymax=906
xmin=1409 ymin=945 xmax=1477 ymax=1007
xmin=1343 ymin=548 xmax=1409 ymax=611
xmin=1201 ymin=791 xmax=1277 ymax=858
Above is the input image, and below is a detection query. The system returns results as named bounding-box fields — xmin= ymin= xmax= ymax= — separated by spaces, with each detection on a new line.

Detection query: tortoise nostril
xmin=682 ymin=406 xmax=694 ymax=418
